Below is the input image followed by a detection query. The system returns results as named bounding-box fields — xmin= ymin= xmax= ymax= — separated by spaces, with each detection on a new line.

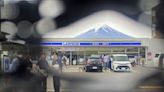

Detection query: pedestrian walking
xmin=36 ymin=52 xmax=49 ymax=92
xmin=52 ymin=51 xmax=61 ymax=92
xmin=141 ymin=57 xmax=145 ymax=67
xmin=7 ymin=51 xmax=36 ymax=92
xmin=9 ymin=52 xmax=33 ymax=76
xmin=100 ymin=54 xmax=104 ymax=64
xmin=24 ymin=54 xmax=33 ymax=71
xmin=62 ymin=54 xmax=67 ymax=69
xmin=9 ymin=52 xmax=24 ymax=74
xmin=103 ymin=54 xmax=109 ymax=70
xmin=57 ymin=51 xmax=63 ymax=72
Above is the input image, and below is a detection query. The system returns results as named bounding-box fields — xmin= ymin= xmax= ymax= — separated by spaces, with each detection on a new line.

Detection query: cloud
xmin=43 ymin=10 xmax=151 ymax=38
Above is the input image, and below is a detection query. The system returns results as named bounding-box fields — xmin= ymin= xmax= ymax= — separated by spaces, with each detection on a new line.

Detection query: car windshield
xmin=90 ymin=57 xmax=99 ymax=59
xmin=155 ymin=54 xmax=160 ymax=58
xmin=113 ymin=56 xmax=129 ymax=61
xmin=89 ymin=57 xmax=100 ymax=62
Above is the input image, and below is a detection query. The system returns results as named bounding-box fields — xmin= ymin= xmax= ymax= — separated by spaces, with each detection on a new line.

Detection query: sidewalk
xmin=62 ymin=65 xmax=84 ymax=72
xmin=47 ymin=65 xmax=84 ymax=92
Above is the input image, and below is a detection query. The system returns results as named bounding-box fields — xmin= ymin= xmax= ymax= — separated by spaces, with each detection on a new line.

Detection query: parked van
xmin=111 ymin=54 xmax=131 ymax=72
xmin=153 ymin=53 xmax=164 ymax=68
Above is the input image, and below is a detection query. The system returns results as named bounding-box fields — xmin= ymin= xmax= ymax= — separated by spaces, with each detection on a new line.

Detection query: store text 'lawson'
xmin=40 ymin=42 xmax=141 ymax=46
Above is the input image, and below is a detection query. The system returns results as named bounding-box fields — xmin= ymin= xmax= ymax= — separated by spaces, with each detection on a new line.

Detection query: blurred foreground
xmin=0 ymin=65 xmax=164 ymax=92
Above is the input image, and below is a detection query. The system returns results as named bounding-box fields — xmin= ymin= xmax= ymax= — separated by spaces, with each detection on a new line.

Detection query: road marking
xmin=47 ymin=88 xmax=79 ymax=92
xmin=62 ymin=67 xmax=86 ymax=72
xmin=139 ymin=86 xmax=163 ymax=89
xmin=131 ymin=69 xmax=140 ymax=73
xmin=103 ymin=70 xmax=112 ymax=73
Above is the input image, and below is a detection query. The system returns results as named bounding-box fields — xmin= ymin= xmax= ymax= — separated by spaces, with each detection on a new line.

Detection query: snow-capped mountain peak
xmin=94 ymin=24 xmax=109 ymax=32
xmin=75 ymin=24 xmax=133 ymax=38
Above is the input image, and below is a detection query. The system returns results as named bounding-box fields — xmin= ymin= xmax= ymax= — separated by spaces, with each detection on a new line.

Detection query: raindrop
xmin=17 ymin=20 xmax=33 ymax=39
xmin=1 ymin=4 xmax=19 ymax=19
xmin=1 ymin=21 xmax=18 ymax=39
xmin=39 ymin=0 xmax=64 ymax=18
xmin=36 ymin=18 xmax=56 ymax=35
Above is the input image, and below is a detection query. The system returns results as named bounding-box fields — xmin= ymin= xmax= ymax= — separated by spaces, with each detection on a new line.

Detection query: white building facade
xmin=41 ymin=38 xmax=164 ymax=66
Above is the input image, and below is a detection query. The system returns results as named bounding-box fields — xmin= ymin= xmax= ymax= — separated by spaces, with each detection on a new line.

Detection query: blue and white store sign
xmin=41 ymin=41 xmax=141 ymax=47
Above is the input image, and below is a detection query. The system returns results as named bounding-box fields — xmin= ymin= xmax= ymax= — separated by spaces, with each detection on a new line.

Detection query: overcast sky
xmin=1 ymin=0 xmax=159 ymax=39
xmin=43 ymin=10 xmax=152 ymax=38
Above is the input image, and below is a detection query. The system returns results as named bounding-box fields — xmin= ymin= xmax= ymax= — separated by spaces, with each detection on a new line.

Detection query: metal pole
xmin=84 ymin=51 xmax=86 ymax=61
xmin=138 ymin=47 xmax=141 ymax=66
xmin=70 ymin=51 xmax=72 ymax=65
xmin=145 ymin=47 xmax=148 ymax=65
xmin=76 ymin=51 xmax=78 ymax=65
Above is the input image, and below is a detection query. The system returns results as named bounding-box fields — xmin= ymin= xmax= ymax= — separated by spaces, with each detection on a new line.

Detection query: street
xmin=47 ymin=65 xmax=164 ymax=92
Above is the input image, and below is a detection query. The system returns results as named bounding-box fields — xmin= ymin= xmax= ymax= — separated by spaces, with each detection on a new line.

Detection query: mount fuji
xmin=75 ymin=25 xmax=133 ymax=38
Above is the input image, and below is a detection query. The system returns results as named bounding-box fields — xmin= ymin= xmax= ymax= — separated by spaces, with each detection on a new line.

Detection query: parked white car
xmin=153 ymin=53 xmax=164 ymax=68
xmin=111 ymin=54 xmax=131 ymax=72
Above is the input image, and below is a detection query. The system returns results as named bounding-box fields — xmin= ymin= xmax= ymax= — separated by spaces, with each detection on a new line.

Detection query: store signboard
xmin=58 ymin=47 xmax=83 ymax=51
xmin=3 ymin=56 xmax=10 ymax=72
xmin=40 ymin=41 xmax=141 ymax=47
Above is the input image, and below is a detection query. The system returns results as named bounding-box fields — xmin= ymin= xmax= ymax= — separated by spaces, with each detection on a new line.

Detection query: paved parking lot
xmin=47 ymin=65 xmax=163 ymax=92
xmin=0 ymin=65 xmax=162 ymax=92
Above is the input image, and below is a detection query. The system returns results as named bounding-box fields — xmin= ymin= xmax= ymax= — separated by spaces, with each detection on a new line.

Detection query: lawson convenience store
xmin=41 ymin=38 xmax=148 ymax=65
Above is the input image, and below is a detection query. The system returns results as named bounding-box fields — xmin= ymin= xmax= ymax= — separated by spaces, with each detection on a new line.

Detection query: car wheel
xmin=83 ymin=67 xmax=85 ymax=70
